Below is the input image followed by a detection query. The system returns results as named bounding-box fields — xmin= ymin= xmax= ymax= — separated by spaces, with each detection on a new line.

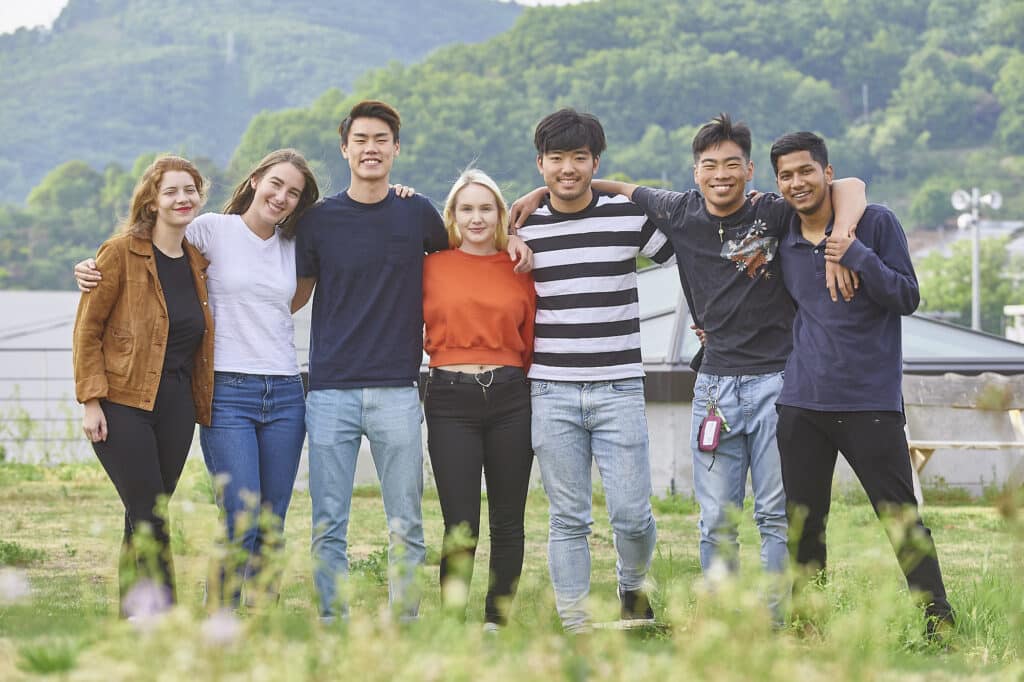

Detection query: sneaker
xmin=482 ymin=622 xmax=501 ymax=635
xmin=925 ymin=613 xmax=955 ymax=651
xmin=619 ymin=588 xmax=655 ymax=624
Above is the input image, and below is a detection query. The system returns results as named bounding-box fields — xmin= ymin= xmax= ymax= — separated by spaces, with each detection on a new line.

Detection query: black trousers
xmin=776 ymin=405 xmax=953 ymax=620
xmin=424 ymin=369 xmax=533 ymax=625
xmin=92 ymin=372 xmax=196 ymax=613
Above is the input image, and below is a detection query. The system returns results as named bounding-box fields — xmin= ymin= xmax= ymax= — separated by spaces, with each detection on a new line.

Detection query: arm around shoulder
xmin=830 ymin=178 xmax=867 ymax=235
xmin=590 ymin=179 xmax=639 ymax=200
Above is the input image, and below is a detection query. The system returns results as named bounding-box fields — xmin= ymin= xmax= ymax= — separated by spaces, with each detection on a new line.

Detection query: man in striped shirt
xmin=517 ymin=109 xmax=674 ymax=633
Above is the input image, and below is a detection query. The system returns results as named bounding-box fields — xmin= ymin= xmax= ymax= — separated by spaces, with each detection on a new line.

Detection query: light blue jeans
xmin=306 ymin=386 xmax=426 ymax=619
xmin=531 ymin=378 xmax=657 ymax=632
xmin=200 ymin=372 xmax=306 ymax=606
xmin=691 ymin=371 xmax=788 ymax=619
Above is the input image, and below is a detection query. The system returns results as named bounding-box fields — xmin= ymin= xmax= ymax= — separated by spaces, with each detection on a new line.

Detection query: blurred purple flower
xmin=123 ymin=578 xmax=171 ymax=629
xmin=0 ymin=568 xmax=31 ymax=605
xmin=201 ymin=608 xmax=243 ymax=646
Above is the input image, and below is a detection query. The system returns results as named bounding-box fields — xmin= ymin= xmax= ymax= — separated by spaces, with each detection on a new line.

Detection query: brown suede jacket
xmin=73 ymin=232 xmax=215 ymax=425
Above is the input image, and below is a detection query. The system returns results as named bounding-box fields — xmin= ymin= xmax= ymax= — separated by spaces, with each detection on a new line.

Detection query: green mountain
xmin=4 ymin=0 xmax=1024 ymax=305
xmin=229 ymin=0 xmax=1023 ymax=217
xmin=0 ymin=0 xmax=521 ymax=203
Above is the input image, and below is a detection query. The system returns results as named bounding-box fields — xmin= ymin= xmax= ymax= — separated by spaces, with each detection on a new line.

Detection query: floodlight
xmin=951 ymin=190 xmax=971 ymax=211
xmin=957 ymin=213 xmax=974 ymax=230
xmin=981 ymin=191 xmax=1002 ymax=210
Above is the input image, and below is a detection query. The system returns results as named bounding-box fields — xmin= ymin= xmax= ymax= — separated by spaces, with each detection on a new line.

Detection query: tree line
xmin=1 ymin=0 xmax=1022 ymax=331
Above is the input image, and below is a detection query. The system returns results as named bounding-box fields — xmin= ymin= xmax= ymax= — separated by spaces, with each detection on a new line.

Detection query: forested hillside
xmin=0 ymin=0 xmax=521 ymax=203
xmin=230 ymin=0 xmax=1024 ymax=214
xmin=2 ymin=0 xmax=1023 ymax=296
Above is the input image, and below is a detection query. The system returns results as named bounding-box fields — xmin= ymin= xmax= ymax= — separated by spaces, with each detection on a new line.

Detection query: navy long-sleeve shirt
xmin=776 ymin=204 xmax=918 ymax=412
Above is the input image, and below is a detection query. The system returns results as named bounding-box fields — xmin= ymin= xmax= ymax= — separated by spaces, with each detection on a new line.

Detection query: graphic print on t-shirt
xmin=721 ymin=218 xmax=777 ymax=280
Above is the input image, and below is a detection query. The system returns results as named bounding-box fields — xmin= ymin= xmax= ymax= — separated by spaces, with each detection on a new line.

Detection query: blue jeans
xmin=306 ymin=386 xmax=426 ymax=619
xmin=691 ymin=371 xmax=788 ymax=618
xmin=531 ymin=378 xmax=657 ymax=632
xmin=200 ymin=372 xmax=305 ymax=606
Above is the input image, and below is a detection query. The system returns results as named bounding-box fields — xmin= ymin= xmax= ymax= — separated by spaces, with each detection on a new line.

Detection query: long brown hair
xmin=121 ymin=155 xmax=206 ymax=238
xmin=223 ymin=149 xmax=320 ymax=239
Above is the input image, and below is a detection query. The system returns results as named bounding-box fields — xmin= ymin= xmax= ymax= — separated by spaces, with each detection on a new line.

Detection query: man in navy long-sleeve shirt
xmin=770 ymin=131 xmax=953 ymax=639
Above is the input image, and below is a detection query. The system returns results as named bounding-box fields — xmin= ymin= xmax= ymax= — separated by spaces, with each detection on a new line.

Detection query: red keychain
xmin=698 ymin=402 xmax=722 ymax=452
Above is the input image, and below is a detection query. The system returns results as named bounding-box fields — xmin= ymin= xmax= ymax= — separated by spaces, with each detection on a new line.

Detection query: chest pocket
xmin=103 ymin=325 xmax=135 ymax=376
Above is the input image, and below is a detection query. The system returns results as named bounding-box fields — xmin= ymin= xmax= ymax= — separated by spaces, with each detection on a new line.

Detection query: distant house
xmin=3 ymin=270 xmax=1024 ymax=494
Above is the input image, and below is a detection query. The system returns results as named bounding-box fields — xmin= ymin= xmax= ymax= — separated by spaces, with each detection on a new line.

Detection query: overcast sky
xmin=0 ymin=0 xmax=590 ymax=35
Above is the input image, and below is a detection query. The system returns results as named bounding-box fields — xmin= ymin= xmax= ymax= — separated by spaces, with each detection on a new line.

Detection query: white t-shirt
xmin=186 ymin=213 xmax=299 ymax=375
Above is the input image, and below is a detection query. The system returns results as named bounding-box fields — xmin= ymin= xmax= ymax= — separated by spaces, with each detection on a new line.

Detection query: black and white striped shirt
xmin=519 ymin=191 xmax=675 ymax=381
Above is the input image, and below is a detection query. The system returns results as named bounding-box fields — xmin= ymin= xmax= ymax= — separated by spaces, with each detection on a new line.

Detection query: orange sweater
xmin=423 ymin=249 xmax=536 ymax=369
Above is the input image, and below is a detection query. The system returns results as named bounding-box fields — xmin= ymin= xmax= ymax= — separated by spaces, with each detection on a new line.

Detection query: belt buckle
xmin=474 ymin=370 xmax=494 ymax=388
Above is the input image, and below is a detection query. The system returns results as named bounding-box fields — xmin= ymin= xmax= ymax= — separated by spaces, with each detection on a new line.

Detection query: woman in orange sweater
xmin=422 ymin=169 xmax=536 ymax=630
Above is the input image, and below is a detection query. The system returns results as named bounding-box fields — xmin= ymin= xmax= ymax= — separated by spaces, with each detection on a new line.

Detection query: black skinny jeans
xmin=425 ymin=369 xmax=533 ymax=625
xmin=776 ymin=406 xmax=953 ymax=620
xmin=92 ymin=371 xmax=196 ymax=614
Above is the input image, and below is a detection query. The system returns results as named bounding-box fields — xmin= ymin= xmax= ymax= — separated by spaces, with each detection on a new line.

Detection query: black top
xmin=632 ymin=187 xmax=795 ymax=376
xmin=153 ymin=246 xmax=206 ymax=374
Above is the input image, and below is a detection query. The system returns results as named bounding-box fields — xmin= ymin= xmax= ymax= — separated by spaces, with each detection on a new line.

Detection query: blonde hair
xmin=121 ymin=155 xmax=206 ymax=238
xmin=442 ymin=169 xmax=509 ymax=251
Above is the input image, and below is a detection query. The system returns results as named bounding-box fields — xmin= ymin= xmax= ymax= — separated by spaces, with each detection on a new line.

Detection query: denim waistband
xmin=429 ymin=366 xmax=525 ymax=385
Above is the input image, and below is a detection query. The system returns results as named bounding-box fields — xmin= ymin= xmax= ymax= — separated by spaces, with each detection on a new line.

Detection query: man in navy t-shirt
xmin=770 ymin=131 xmax=953 ymax=638
xmin=293 ymin=100 xmax=532 ymax=621
xmin=293 ymin=100 xmax=443 ymax=621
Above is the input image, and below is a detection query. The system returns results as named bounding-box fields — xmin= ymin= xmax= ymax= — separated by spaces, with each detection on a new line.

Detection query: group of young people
xmin=71 ymin=100 xmax=953 ymax=637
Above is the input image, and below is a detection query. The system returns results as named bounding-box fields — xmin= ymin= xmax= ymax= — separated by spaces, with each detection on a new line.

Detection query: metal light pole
xmin=951 ymin=188 xmax=1002 ymax=331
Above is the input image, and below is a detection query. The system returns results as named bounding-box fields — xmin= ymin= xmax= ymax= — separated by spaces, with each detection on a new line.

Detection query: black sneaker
xmin=619 ymin=588 xmax=655 ymax=623
xmin=925 ymin=613 xmax=955 ymax=652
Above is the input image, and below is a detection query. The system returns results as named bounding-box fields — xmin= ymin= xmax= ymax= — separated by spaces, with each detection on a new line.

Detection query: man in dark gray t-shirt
xmin=590 ymin=113 xmax=865 ymax=624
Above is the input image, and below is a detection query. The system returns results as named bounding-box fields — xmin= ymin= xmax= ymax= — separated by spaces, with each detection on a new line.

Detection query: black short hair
xmin=533 ymin=108 xmax=607 ymax=158
xmin=769 ymin=131 xmax=829 ymax=175
xmin=338 ymin=100 xmax=401 ymax=145
xmin=691 ymin=113 xmax=752 ymax=162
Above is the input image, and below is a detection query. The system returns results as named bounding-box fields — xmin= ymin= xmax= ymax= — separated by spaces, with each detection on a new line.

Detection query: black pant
xmin=92 ymin=372 xmax=196 ymax=614
xmin=776 ymin=406 xmax=953 ymax=620
xmin=425 ymin=369 xmax=533 ymax=625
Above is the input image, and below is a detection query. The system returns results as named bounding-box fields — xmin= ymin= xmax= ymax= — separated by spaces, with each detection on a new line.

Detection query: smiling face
xmin=537 ymin=147 xmax=598 ymax=213
xmin=452 ymin=182 xmax=501 ymax=255
xmin=693 ymin=141 xmax=753 ymax=217
xmin=774 ymin=150 xmax=833 ymax=218
xmin=246 ymin=161 xmax=306 ymax=230
xmin=341 ymin=116 xmax=398 ymax=182
xmin=151 ymin=170 xmax=201 ymax=230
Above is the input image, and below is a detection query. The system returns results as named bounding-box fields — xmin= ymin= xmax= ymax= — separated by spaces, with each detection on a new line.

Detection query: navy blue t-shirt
xmin=632 ymin=187 xmax=796 ymax=375
xmin=777 ymin=204 xmax=919 ymax=412
xmin=295 ymin=189 xmax=447 ymax=390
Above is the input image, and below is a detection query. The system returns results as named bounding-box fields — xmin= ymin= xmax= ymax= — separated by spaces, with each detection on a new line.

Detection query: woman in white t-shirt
xmin=78 ymin=149 xmax=320 ymax=608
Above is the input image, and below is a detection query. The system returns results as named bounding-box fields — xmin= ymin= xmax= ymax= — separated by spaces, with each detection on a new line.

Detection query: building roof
xmin=3 ymin=277 xmax=1024 ymax=375
xmin=634 ymin=264 xmax=1024 ymax=375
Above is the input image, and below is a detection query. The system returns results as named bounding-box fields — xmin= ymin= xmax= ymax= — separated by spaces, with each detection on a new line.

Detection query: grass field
xmin=0 ymin=456 xmax=1022 ymax=681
